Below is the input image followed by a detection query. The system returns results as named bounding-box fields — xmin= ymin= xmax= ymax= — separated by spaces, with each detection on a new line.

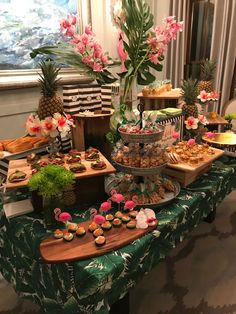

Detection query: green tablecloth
xmin=0 ymin=155 xmax=236 ymax=314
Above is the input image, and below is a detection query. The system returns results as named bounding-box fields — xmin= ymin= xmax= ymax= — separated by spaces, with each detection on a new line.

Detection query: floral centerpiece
xmin=30 ymin=16 xmax=117 ymax=84
xmin=197 ymin=90 xmax=220 ymax=115
xmin=184 ymin=114 xmax=208 ymax=142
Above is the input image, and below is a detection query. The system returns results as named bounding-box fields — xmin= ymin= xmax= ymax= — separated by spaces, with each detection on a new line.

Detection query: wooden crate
xmin=164 ymin=163 xmax=212 ymax=187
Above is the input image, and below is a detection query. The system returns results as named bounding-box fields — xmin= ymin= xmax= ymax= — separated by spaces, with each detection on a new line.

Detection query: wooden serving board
xmin=167 ymin=147 xmax=224 ymax=172
xmin=6 ymin=151 xmax=116 ymax=189
xmin=40 ymin=220 xmax=157 ymax=263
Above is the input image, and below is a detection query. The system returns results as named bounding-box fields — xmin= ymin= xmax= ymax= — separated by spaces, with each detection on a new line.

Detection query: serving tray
xmin=118 ymin=125 xmax=164 ymax=143
xmin=112 ymin=160 xmax=166 ymax=176
xmin=40 ymin=219 xmax=157 ymax=263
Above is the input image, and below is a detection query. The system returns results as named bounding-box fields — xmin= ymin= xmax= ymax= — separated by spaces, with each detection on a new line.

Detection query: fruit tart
xmin=91 ymin=159 xmax=106 ymax=170
xmin=69 ymin=163 xmax=86 ymax=173
xmin=8 ymin=170 xmax=27 ymax=183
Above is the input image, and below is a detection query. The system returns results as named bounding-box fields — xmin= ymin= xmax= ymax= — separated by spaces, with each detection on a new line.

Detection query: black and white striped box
xmin=63 ymin=84 xmax=102 ymax=114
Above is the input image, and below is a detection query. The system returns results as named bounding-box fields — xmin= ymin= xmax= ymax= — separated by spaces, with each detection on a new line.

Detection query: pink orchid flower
xmin=198 ymin=114 xmax=208 ymax=125
xmin=85 ymin=25 xmax=94 ymax=36
xmin=197 ymin=90 xmax=208 ymax=102
xmin=187 ymin=138 xmax=196 ymax=145
xmin=100 ymin=201 xmax=112 ymax=212
xmin=94 ymin=214 xmax=105 ymax=225
xmin=184 ymin=117 xmax=199 ymax=130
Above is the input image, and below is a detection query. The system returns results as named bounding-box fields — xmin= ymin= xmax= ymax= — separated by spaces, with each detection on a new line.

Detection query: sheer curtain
xmin=210 ymin=0 xmax=236 ymax=113
xmin=165 ymin=0 xmax=187 ymax=88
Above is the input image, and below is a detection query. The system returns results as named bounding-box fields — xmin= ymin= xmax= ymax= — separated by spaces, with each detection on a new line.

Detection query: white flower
xmin=184 ymin=116 xmax=199 ymax=130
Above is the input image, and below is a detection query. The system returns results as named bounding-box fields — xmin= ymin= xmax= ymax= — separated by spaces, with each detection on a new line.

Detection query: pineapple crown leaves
xmin=119 ymin=0 xmax=162 ymax=86
xmin=38 ymin=60 xmax=61 ymax=97
xmin=180 ymin=78 xmax=198 ymax=105
xmin=200 ymin=59 xmax=216 ymax=81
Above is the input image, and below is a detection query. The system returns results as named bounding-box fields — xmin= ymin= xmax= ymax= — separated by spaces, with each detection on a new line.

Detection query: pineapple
xmin=181 ymin=79 xmax=198 ymax=118
xmin=197 ymin=59 xmax=216 ymax=94
xmin=38 ymin=60 xmax=64 ymax=120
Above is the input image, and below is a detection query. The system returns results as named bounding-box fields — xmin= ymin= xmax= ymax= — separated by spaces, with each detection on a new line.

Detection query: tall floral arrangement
xmin=113 ymin=0 xmax=183 ymax=104
xmin=30 ymin=16 xmax=117 ymax=84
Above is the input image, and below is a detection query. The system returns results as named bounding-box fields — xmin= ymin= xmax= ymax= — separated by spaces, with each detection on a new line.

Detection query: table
xmin=138 ymin=89 xmax=181 ymax=110
xmin=0 ymin=155 xmax=236 ymax=314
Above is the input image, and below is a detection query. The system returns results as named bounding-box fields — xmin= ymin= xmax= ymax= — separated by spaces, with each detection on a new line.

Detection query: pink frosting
xmin=94 ymin=214 xmax=106 ymax=224
xmin=58 ymin=212 xmax=71 ymax=222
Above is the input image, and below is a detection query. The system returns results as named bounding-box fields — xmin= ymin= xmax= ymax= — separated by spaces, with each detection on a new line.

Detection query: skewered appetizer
xmin=8 ymin=170 xmax=27 ymax=183
xmin=69 ymin=163 xmax=86 ymax=173
xmin=54 ymin=229 xmax=64 ymax=239
xmin=95 ymin=235 xmax=106 ymax=246
xmin=91 ymin=160 xmax=106 ymax=170
xmin=76 ymin=227 xmax=86 ymax=237
xmin=63 ymin=232 xmax=74 ymax=242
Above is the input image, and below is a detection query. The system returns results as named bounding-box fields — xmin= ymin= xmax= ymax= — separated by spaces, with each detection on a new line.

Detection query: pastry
xmin=69 ymin=163 xmax=86 ymax=173
xmin=8 ymin=170 xmax=27 ymax=183
xmin=91 ymin=160 xmax=106 ymax=170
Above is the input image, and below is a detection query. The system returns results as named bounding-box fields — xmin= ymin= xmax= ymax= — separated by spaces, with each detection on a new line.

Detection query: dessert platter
xmin=105 ymin=173 xmax=180 ymax=208
xmin=202 ymin=132 xmax=236 ymax=149
xmin=40 ymin=210 xmax=157 ymax=263
xmin=6 ymin=147 xmax=116 ymax=189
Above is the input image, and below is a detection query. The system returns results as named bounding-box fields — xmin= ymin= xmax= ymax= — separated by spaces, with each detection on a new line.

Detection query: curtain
xmin=210 ymin=0 xmax=236 ymax=114
xmin=165 ymin=0 xmax=187 ymax=88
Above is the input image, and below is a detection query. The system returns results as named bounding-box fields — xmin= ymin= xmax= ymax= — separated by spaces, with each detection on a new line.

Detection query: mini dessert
xmin=112 ymin=218 xmax=122 ymax=227
xmin=88 ymin=222 xmax=99 ymax=232
xmin=105 ymin=214 xmax=114 ymax=222
xmin=101 ymin=221 xmax=112 ymax=231
xmin=67 ymin=223 xmax=78 ymax=232
xmin=129 ymin=210 xmax=138 ymax=219
xmin=66 ymin=156 xmax=81 ymax=164
xmin=122 ymin=215 xmax=131 ymax=223
xmin=93 ymin=228 xmax=103 ymax=238
xmin=63 ymin=232 xmax=74 ymax=242
xmin=126 ymin=220 xmax=136 ymax=229
xmin=114 ymin=211 xmax=123 ymax=219
xmin=69 ymin=163 xmax=86 ymax=173
xmin=76 ymin=227 xmax=86 ymax=237
xmin=95 ymin=235 xmax=106 ymax=246
xmin=91 ymin=160 xmax=106 ymax=170
xmin=26 ymin=153 xmax=39 ymax=164
xmin=8 ymin=170 xmax=27 ymax=183
xmin=54 ymin=229 xmax=64 ymax=239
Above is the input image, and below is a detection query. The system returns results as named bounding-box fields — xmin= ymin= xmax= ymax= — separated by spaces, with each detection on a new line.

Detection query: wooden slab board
xmin=167 ymin=147 xmax=224 ymax=172
xmin=6 ymin=151 xmax=116 ymax=189
xmin=40 ymin=219 xmax=157 ymax=263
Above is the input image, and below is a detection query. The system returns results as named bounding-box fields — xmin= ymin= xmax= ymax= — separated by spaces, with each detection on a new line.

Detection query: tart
xmin=93 ymin=228 xmax=104 ymax=238
xmin=101 ymin=221 xmax=112 ymax=231
xmin=8 ymin=170 xmax=27 ymax=183
xmin=69 ymin=163 xmax=86 ymax=173
xmin=91 ymin=160 xmax=106 ymax=170
xmin=54 ymin=229 xmax=64 ymax=239
xmin=88 ymin=222 xmax=99 ymax=232
xmin=63 ymin=232 xmax=74 ymax=242
xmin=126 ymin=220 xmax=136 ymax=229
xmin=112 ymin=218 xmax=122 ymax=227
xmin=122 ymin=215 xmax=131 ymax=223
xmin=95 ymin=235 xmax=106 ymax=246
xmin=76 ymin=227 xmax=86 ymax=237
xmin=105 ymin=214 xmax=114 ymax=222
xmin=114 ymin=211 xmax=123 ymax=219
xmin=67 ymin=223 xmax=78 ymax=232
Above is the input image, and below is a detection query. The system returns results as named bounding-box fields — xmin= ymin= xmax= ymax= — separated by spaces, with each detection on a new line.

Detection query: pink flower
xmin=198 ymin=114 xmax=208 ymax=125
xmin=206 ymin=131 xmax=215 ymax=138
xmin=111 ymin=193 xmax=124 ymax=204
xmin=172 ymin=132 xmax=180 ymax=139
xmin=53 ymin=113 xmax=71 ymax=137
xmin=149 ymin=53 xmax=159 ymax=64
xmin=93 ymin=62 xmax=103 ymax=72
xmin=94 ymin=214 xmax=105 ymax=225
xmin=184 ymin=117 xmax=199 ymax=130
xmin=41 ymin=117 xmax=58 ymax=138
xmin=187 ymin=138 xmax=196 ymax=145
xmin=124 ymin=200 xmax=136 ymax=210
xmin=197 ymin=90 xmax=208 ymax=103
xmin=209 ymin=91 xmax=219 ymax=101
xmin=58 ymin=212 xmax=71 ymax=222
xmin=85 ymin=25 xmax=94 ymax=35
xmin=25 ymin=114 xmax=42 ymax=136
xmin=100 ymin=201 xmax=111 ymax=212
